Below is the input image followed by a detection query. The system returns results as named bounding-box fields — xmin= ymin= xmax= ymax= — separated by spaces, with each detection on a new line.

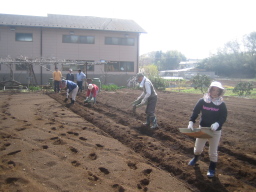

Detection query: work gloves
xmin=187 ymin=121 xmax=219 ymax=131
xmin=136 ymin=99 xmax=146 ymax=108
xmin=84 ymin=97 xmax=94 ymax=103
xmin=84 ymin=97 xmax=89 ymax=103
xmin=132 ymin=98 xmax=142 ymax=105
xmin=211 ymin=122 xmax=219 ymax=131
xmin=187 ymin=121 xmax=194 ymax=131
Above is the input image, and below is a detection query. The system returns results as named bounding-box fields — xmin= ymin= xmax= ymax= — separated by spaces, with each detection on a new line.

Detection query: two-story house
xmin=0 ymin=14 xmax=146 ymax=86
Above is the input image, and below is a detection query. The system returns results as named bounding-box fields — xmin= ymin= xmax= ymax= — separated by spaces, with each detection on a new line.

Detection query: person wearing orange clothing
xmin=84 ymin=84 xmax=99 ymax=104
xmin=53 ymin=67 xmax=62 ymax=93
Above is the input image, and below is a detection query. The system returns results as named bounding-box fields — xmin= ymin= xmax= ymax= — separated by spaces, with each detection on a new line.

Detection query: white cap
xmin=88 ymin=84 xmax=93 ymax=90
xmin=210 ymin=81 xmax=224 ymax=90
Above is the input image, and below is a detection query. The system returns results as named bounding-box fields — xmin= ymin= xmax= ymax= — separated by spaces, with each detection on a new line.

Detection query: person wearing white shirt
xmin=76 ymin=69 xmax=86 ymax=92
xmin=132 ymin=73 xmax=158 ymax=129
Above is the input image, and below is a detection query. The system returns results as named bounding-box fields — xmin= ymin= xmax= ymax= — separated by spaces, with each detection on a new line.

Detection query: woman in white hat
xmin=84 ymin=84 xmax=99 ymax=104
xmin=187 ymin=81 xmax=228 ymax=177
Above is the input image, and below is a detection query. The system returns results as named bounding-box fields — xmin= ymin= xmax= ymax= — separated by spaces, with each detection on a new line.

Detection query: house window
xmin=16 ymin=33 xmax=33 ymax=42
xmin=105 ymin=61 xmax=134 ymax=72
xmin=46 ymin=64 xmax=51 ymax=71
xmin=63 ymin=35 xmax=95 ymax=44
xmin=105 ymin=37 xmax=134 ymax=46
xmin=62 ymin=60 xmax=94 ymax=71
xmin=16 ymin=64 xmax=28 ymax=70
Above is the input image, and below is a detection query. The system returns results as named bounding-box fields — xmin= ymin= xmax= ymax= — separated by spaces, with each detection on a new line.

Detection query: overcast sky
xmin=1 ymin=0 xmax=255 ymax=59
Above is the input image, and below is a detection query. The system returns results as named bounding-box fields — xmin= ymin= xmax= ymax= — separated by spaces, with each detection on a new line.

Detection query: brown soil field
xmin=0 ymin=87 xmax=255 ymax=192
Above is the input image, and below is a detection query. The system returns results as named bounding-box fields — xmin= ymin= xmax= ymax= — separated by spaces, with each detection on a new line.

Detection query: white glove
xmin=140 ymin=99 xmax=146 ymax=105
xmin=66 ymin=90 xmax=69 ymax=98
xmin=90 ymin=97 xmax=95 ymax=101
xmin=136 ymin=99 xmax=147 ymax=108
xmin=84 ymin=97 xmax=89 ymax=103
xmin=211 ymin=122 xmax=219 ymax=131
xmin=188 ymin=121 xmax=194 ymax=131
xmin=132 ymin=98 xmax=141 ymax=105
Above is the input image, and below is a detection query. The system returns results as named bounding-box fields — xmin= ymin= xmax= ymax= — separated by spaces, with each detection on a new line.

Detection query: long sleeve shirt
xmin=66 ymin=73 xmax=74 ymax=81
xmin=86 ymin=84 xmax=99 ymax=97
xmin=76 ymin=72 xmax=86 ymax=81
xmin=66 ymin=80 xmax=78 ymax=93
xmin=138 ymin=77 xmax=157 ymax=101
xmin=53 ymin=70 xmax=62 ymax=81
xmin=189 ymin=98 xmax=227 ymax=131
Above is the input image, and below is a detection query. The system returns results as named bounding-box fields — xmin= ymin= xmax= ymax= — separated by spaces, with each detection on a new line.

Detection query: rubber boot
xmin=143 ymin=116 xmax=150 ymax=126
xmin=71 ymin=100 xmax=75 ymax=105
xmin=150 ymin=116 xmax=158 ymax=129
xmin=188 ymin=155 xmax=200 ymax=166
xmin=207 ymin=161 xmax=216 ymax=177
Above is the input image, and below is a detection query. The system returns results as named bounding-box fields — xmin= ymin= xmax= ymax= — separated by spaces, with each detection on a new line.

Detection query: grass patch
xmin=166 ymin=86 xmax=256 ymax=99
xmin=101 ymin=84 xmax=124 ymax=91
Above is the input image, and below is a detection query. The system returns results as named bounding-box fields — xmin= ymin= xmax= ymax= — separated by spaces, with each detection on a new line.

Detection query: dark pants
xmin=145 ymin=95 xmax=157 ymax=117
xmin=54 ymin=80 xmax=60 ymax=93
xmin=77 ymin=81 xmax=83 ymax=92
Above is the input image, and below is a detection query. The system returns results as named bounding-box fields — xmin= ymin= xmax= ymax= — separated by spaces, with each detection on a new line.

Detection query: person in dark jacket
xmin=66 ymin=69 xmax=74 ymax=82
xmin=60 ymin=80 xmax=78 ymax=104
xmin=187 ymin=81 xmax=228 ymax=178
xmin=132 ymin=73 xmax=158 ymax=129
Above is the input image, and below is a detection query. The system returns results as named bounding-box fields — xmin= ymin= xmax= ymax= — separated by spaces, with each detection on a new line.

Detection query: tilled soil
xmin=0 ymin=88 xmax=255 ymax=192
xmin=49 ymin=88 xmax=256 ymax=192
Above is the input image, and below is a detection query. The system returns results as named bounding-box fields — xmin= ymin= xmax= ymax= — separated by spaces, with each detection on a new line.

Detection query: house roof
xmin=0 ymin=13 xmax=146 ymax=33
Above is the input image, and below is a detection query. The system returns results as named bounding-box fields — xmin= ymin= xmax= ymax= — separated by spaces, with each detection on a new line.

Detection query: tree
xmin=143 ymin=64 xmax=167 ymax=90
xmin=196 ymin=31 xmax=256 ymax=78
xmin=192 ymin=74 xmax=211 ymax=94
xmin=243 ymin=31 xmax=256 ymax=56
xmin=143 ymin=64 xmax=159 ymax=77
xmin=139 ymin=50 xmax=187 ymax=70
xmin=157 ymin=50 xmax=186 ymax=70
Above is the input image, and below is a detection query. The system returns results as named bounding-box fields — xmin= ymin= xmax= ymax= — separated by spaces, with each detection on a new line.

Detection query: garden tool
xmin=132 ymin=100 xmax=147 ymax=113
xmin=179 ymin=127 xmax=213 ymax=138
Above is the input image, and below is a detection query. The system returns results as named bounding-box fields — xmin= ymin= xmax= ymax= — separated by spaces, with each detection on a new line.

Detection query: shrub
xmin=148 ymin=76 xmax=168 ymax=90
xmin=233 ymin=82 xmax=253 ymax=96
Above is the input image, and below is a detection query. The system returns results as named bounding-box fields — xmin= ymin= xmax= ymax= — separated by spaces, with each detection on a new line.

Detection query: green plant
xmin=232 ymin=82 xmax=254 ymax=96
xmin=148 ymin=76 xmax=168 ymax=90
xmin=29 ymin=86 xmax=41 ymax=91
xmin=191 ymin=74 xmax=211 ymax=94
xmin=101 ymin=84 xmax=121 ymax=91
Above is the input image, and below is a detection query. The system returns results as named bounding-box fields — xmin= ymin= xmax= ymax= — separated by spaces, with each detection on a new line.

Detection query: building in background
xmin=0 ymin=14 xmax=146 ymax=86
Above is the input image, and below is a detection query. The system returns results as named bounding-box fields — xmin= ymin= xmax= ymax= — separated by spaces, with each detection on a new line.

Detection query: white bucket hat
xmin=88 ymin=84 xmax=93 ymax=90
xmin=209 ymin=81 xmax=224 ymax=90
